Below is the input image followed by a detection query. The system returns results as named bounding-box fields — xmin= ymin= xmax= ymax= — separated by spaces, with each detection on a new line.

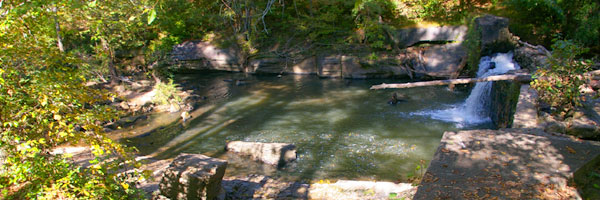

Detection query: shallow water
xmin=122 ymin=73 xmax=492 ymax=182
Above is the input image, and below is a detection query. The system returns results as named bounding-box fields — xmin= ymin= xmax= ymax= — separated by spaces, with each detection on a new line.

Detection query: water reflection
xmin=124 ymin=73 xmax=485 ymax=182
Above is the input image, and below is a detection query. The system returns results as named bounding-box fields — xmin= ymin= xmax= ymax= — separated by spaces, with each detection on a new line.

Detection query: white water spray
xmin=413 ymin=52 xmax=520 ymax=127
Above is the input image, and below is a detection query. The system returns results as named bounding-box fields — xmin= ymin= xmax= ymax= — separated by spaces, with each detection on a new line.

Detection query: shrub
xmin=531 ymin=40 xmax=592 ymax=118
xmin=0 ymin=67 xmax=144 ymax=199
xmin=152 ymin=79 xmax=182 ymax=106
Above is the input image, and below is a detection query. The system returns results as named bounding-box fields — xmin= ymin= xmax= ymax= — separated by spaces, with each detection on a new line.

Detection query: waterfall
xmin=413 ymin=52 xmax=520 ymax=127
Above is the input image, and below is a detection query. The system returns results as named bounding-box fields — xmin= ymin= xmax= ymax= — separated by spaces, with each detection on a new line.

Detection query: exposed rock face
xmin=474 ymin=15 xmax=517 ymax=56
xmin=292 ymin=57 xmax=317 ymax=74
xmin=421 ymin=43 xmax=467 ymax=78
xmin=513 ymin=43 xmax=550 ymax=72
xmin=567 ymin=115 xmax=600 ymax=139
xmin=393 ymin=25 xmax=467 ymax=48
xmin=248 ymin=57 xmax=318 ymax=75
xmin=159 ymin=154 xmax=227 ymax=200
xmin=317 ymin=55 xmax=343 ymax=78
xmin=171 ymin=26 xmax=471 ymax=79
xmin=225 ymin=141 xmax=296 ymax=167
xmin=171 ymin=41 xmax=242 ymax=71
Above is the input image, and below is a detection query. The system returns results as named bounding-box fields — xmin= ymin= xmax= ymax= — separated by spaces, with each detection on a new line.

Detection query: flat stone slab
xmin=414 ymin=129 xmax=600 ymax=199
xmin=310 ymin=180 xmax=416 ymax=200
xmin=225 ymin=141 xmax=296 ymax=166
xmin=512 ymin=85 xmax=539 ymax=128
xmin=222 ymin=175 xmax=309 ymax=199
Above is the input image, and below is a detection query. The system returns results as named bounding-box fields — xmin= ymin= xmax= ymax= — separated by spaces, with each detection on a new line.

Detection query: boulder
xmin=567 ymin=114 xmax=600 ymax=139
xmin=393 ymin=25 xmax=467 ymax=48
xmin=474 ymin=15 xmax=517 ymax=56
xmin=513 ymin=43 xmax=549 ymax=72
xmin=159 ymin=154 xmax=227 ymax=200
xmin=225 ymin=141 xmax=296 ymax=167
xmin=171 ymin=41 xmax=242 ymax=72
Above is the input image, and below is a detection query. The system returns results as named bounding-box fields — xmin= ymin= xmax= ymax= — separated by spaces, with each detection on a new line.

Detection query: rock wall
xmin=171 ymin=41 xmax=243 ymax=72
xmin=489 ymin=80 xmax=521 ymax=128
xmin=171 ymin=25 xmax=469 ymax=79
xmin=392 ymin=26 xmax=467 ymax=48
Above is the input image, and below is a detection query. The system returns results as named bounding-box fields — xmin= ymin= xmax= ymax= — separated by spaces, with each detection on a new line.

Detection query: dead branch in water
xmin=370 ymin=73 xmax=532 ymax=90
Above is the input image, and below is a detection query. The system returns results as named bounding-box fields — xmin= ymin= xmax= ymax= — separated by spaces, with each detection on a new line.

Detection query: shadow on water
xmin=122 ymin=72 xmax=486 ymax=182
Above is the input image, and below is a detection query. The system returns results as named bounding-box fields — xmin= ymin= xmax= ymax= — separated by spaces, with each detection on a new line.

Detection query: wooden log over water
xmin=370 ymin=73 xmax=531 ymax=90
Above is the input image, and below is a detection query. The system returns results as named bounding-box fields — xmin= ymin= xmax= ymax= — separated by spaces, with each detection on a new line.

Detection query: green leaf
xmin=147 ymin=9 xmax=156 ymax=25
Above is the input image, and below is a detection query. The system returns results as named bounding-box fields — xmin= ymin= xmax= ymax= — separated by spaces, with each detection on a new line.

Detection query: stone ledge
xmin=414 ymin=129 xmax=600 ymax=199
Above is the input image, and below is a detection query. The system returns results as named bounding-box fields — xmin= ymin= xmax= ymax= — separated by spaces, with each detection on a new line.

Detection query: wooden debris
xmin=370 ymin=73 xmax=531 ymax=90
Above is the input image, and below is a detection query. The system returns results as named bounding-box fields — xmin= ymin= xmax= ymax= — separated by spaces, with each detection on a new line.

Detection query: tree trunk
xmin=52 ymin=6 xmax=65 ymax=53
xmin=100 ymin=37 xmax=119 ymax=84
xmin=370 ymin=73 xmax=532 ymax=90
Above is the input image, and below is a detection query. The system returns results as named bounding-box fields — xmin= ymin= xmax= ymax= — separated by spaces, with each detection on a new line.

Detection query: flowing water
xmin=413 ymin=52 xmax=520 ymax=128
xmin=120 ymin=70 xmax=497 ymax=182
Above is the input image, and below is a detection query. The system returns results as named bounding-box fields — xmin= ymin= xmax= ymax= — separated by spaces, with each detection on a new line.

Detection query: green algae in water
xmin=124 ymin=73 xmax=489 ymax=182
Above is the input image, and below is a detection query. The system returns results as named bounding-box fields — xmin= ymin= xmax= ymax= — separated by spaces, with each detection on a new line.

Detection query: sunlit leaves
xmin=531 ymin=40 xmax=591 ymax=118
xmin=147 ymin=9 xmax=157 ymax=25
xmin=0 ymin=1 xmax=151 ymax=198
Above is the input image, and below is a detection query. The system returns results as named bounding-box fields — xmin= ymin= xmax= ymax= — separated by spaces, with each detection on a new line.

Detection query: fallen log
xmin=370 ymin=73 xmax=531 ymax=90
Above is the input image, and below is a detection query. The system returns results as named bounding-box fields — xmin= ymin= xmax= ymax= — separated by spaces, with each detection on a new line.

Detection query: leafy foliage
xmin=503 ymin=0 xmax=600 ymax=50
xmin=531 ymin=40 xmax=592 ymax=117
xmin=0 ymin=0 xmax=149 ymax=198
xmin=152 ymin=79 xmax=183 ymax=106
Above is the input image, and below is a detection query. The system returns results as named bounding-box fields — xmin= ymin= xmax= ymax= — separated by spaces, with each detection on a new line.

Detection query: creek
xmin=120 ymin=72 xmax=497 ymax=182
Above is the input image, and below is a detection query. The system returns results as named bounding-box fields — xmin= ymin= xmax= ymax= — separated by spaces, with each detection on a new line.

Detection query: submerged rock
xmin=158 ymin=153 xmax=227 ymax=200
xmin=225 ymin=141 xmax=296 ymax=167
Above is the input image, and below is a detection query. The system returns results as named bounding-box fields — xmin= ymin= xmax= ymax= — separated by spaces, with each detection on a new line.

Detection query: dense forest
xmin=1 ymin=0 xmax=599 ymax=198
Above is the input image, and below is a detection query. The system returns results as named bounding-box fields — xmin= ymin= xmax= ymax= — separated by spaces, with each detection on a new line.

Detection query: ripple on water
xmin=124 ymin=73 xmax=485 ymax=181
